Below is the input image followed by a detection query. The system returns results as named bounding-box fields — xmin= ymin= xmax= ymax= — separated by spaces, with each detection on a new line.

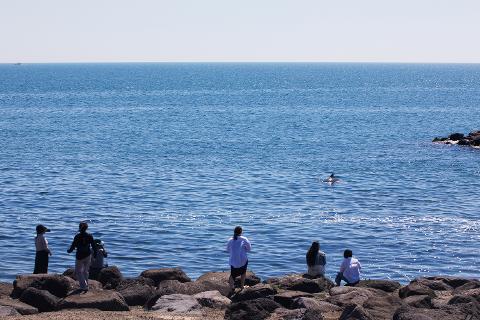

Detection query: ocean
xmin=0 ymin=63 xmax=479 ymax=283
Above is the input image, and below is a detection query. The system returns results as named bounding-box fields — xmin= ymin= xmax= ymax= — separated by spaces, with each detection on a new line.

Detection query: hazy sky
xmin=1 ymin=0 xmax=479 ymax=63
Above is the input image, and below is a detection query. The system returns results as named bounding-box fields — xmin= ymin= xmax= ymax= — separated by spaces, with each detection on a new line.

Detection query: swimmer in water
xmin=323 ymin=173 xmax=340 ymax=184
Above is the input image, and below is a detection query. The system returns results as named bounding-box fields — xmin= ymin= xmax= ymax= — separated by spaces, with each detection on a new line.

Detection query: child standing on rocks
xmin=67 ymin=222 xmax=97 ymax=292
xmin=226 ymin=226 xmax=251 ymax=293
xmin=34 ymin=224 xmax=52 ymax=274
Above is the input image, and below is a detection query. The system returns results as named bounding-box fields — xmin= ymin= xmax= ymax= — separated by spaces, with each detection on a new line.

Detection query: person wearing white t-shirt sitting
xmin=335 ymin=249 xmax=361 ymax=286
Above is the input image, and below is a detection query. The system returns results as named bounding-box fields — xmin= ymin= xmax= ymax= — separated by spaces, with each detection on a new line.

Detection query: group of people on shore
xmin=34 ymin=222 xmax=107 ymax=292
xmin=34 ymin=223 xmax=360 ymax=292
xmin=226 ymin=226 xmax=361 ymax=291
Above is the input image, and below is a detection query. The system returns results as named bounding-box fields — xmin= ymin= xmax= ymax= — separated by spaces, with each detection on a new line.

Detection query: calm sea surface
xmin=0 ymin=63 xmax=479 ymax=283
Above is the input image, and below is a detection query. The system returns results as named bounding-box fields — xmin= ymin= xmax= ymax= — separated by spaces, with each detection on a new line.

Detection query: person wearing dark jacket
xmin=67 ymin=222 xmax=96 ymax=291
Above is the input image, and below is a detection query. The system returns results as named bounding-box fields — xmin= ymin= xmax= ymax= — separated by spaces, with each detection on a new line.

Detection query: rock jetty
xmin=0 ymin=268 xmax=479 ymax=319
xmin=433 ymin=130 xmax=480 ymax=147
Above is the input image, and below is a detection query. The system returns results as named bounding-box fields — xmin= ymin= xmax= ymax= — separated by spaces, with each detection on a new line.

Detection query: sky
xmin=1 ymin=0 xmax=480 ymax=63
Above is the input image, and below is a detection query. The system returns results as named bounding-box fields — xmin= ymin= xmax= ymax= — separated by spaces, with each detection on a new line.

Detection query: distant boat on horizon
xmin=13 ymin=62 xmax=22 ymax=65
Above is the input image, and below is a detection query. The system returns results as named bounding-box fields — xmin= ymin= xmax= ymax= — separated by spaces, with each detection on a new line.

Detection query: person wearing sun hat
xmin=34 ymin=224 xmax=52 ymax=274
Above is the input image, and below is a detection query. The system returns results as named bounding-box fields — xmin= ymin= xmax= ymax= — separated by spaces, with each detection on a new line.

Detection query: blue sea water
xmin=0 ymin=63 xmax=479 ymax=283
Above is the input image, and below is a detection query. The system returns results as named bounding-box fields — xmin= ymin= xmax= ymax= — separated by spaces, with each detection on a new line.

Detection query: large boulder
xmin=197 ymin=271 xmax=261 ymax=289
xmin=0 ymin=297 xmax=38 ymax=315
xmin=357 ymin=280 xmax=401 ymax=293
xmin=194 ymin=290 xmax=231 ymax=309
xmin=115 ymin=277 xmax=156 ymax=306
xmin=393 ymin=305 xmax=469 ymax=320
xmin=140 ymin=268 xmax=191 ymax=286
xmin=19 ymin=287 xmax=59 ymax=312
xmin=12 ymin=274 xmax=76 ymax=298
xmin=225 ymin=298 xmax=281 ymax=320
xmin=403 ymin=295 xmax=433 ymax=308
xmin=399 ymin=282 xmax=436 ymax=299
xmin=97 ymin=266 xmax=123 ymax=289
xmin=57 ymin=290 xmax=129 ymax=311
xmin=0 ymin=282 xmax=12 ymax=297
xmin=273 ymin=291 xmax=313 ymax=309
xmin=231 ymin=284 xmax=277 ymax=302
xmin=422 ymin=276 xmax=477 ymax=290
xmin=145 ymin=279 xmax=212 ymax=309
xmin=0 ymin=305 xmax=20 ymax=316
xmin=327 ymin=287 xmax=375 ymax=307
xmin=150 ymin=293 xmax=202 ymax=315
xmin=265 ymin=274 xmax=334 ymax=293
xmin=63 ymin=268 xmax=76 ymax=280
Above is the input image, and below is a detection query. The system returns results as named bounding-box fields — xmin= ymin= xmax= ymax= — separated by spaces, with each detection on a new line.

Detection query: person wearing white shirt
xmin=335 ymin=249 xmax=361 ymax=286
xmin=226 ymin=226 xmax=251 ymax=292
xmin=34 ymin=224 xmax=52 ymax=274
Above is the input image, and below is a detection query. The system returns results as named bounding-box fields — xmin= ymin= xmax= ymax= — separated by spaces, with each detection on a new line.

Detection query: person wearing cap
xmin=34 ymin=224 xmax=52 ymax=274
xmin=89 ymin=239 xmax=108 ymax=280
xmin=67 ymin=222 xmax=96 ymax=291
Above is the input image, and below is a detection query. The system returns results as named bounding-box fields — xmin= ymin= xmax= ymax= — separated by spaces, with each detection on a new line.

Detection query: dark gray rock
xmin=12 ymin=274 xmax=76 ymax=298
xmin=115 ymin=277 xmax=156 ymax=306
xmin=193 ymin=290 xmax=231 ymax=309
xmin=448 ymin=133 xmax=464 ymax=141
xmin=273 ymin=291 xmax=313 ymax=309
xmin=403 ymin=295 xmax=433 ymax=308
xmin=150 ymin=293 xmax=202 ymax=315
xmin=0 ymin=297 xmax=39 ymax=315
xmin=0 ymin=305 xmax=20 ymax=316
xmin=225 ymin=298 xmax=281 ymax=320
xmin=63 ymin=268 xmax=76 ymax=280
xmin=292 ymin=297 xmax=342 ymax=313
xmin=140 ymin=268 xmax=191 ymax=286
xmin=57 ymin=290 xmax=129 ymax=311
xmin=197 ymin=271 xmax=261 ymax=289
xmin=231 ymin=284 xmax=277 ymax=302
xmin=0 ymin=282 xmax=13 ymax=297
xmin=393 ymin=304 xmax=470 ymax=320
xmin=399 ymin=282 xmax=436 ymax=299
xmin=327 ymin=287 xmax=374 ymax=307
xmin=98 ymin=266 xmax=123 ymax=289
xmin=357 ymin=280 xmax=401 ymax=292
xmin=144 ymin=279 xmax=211 ymax=309
xmin=340 ymin=304 xmax=374 ymax=320
xmin=19 ymin=287 xmax=59 ymax=312
xmin=268 ymin=307 xmax=324 ymax=320
xmin=265 ymin=274 xmax=334 ymax=293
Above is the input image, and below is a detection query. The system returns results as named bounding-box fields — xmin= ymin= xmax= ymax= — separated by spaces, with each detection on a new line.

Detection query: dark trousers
xmin=335 ymin=272 xmax=359 ymax=286
xmin=34 ymin=250 xmax=49 ymax=274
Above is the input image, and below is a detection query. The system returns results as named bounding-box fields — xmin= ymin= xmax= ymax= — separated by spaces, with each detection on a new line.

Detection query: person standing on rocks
xmin=34 ymin=224 xmax=52 ymax=274
xmin=67 ymin=222 xmax=97 ymax=292
xmin=226 ymin=226 xmax=251 ymax=292
xmin=306 ymin=241 xmax=326 ymax=277
xmin=335 ymin=249 xmax=361 ymax=286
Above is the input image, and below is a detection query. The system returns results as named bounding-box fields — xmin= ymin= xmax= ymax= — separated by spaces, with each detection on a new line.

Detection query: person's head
xmin=36 ymin=224 xmax=50 ymax=234
xmin=79 ymin=222 xmax=88 ymax=233
xmin=94 ymin=239 xmax=104 ymax=248
xmin=306 ymin=241 xmax=320 ymax=266
xmin=330 ymin=173 xmax=335 ymax=178
xmin=344 ymin=249 xmax=353 ymax=258
xmin=233 ymin=226 xmax=242 ymax=240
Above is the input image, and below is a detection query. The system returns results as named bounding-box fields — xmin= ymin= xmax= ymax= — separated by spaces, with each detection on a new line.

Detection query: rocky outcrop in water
xmin=0 ymin=269 xmax=478 ymax=319
xmin=433 ymin=130 xmax=480 ymax=147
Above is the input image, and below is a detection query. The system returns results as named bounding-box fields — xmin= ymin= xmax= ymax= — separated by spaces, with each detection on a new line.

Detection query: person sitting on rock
xmin=306 ymin=241 xmax=326 ymax=278
xmin=335 ymin=249 xmax=361 ymax=286
xmin=34 ymin=224 xmax=52 ymax=274
xmin=89 ymin=239 xmax=108 ymax=280
xmin=67 ymin=222 xmax=97 ymax=292
xmin=226 ymin=226 xmax=251 ymax=293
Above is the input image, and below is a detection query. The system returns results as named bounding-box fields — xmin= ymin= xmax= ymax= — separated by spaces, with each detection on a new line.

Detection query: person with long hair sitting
xmin=306 ymin=241 xmax=326 ymax=277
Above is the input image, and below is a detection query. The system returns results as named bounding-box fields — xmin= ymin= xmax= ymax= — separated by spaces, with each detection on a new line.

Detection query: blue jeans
xmin=335 ymin=272 xmax=359 ymax=286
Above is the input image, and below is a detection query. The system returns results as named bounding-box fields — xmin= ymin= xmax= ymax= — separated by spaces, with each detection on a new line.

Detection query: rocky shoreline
xmin=433 ymin=130 xmax=480 ymax=148
xmin=0 ymin=267 xmax=479 ymax=320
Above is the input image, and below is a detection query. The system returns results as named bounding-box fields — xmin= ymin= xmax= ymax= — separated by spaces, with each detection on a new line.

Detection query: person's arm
xmin=102 ymin=248 xmax=108 ymax=258
xmin=90 ymin=236 xmax=97 ymax=258
xmin=358 ymin=260 xmax=362 ymax=270
xmin=226 ymin=239 xmax=232 ymax=253
xmin=339 ymin=259 xmax=347 ymax=272
xmin=67 ymin=235 xmax=77 ymax=253
xmin=243 ymin=237 xmax=251 ymax=252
